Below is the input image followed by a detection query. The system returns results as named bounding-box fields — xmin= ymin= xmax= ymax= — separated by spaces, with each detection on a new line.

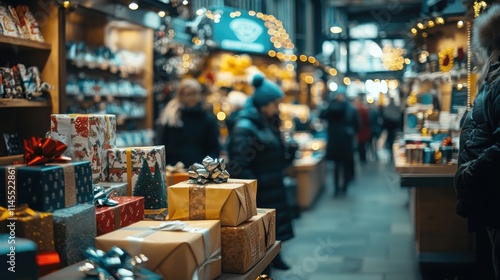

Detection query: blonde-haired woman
xmin=157 ymin=78 xmax=220 ymax=166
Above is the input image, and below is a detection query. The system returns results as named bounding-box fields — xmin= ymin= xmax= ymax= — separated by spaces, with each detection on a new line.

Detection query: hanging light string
xmin=467 ymin=20 xmax=472 ymax=110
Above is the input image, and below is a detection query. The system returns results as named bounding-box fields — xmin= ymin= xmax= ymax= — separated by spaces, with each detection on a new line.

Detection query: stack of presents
xmin=0 ymin=114 xmax=277 ymax=279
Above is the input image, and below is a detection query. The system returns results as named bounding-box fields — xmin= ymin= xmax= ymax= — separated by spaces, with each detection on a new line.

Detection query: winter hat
xmin=473 ymin=4 xmax=500 ymax=60
xmin=251 ymin=73 xmax=284 ymax=108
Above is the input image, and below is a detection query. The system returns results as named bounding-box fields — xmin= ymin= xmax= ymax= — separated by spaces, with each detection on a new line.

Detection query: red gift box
xmin=95 ymin=196 xmax=144 ymax=236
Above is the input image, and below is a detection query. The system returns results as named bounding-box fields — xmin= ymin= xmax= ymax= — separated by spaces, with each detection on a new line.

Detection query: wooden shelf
xmin=0 ymin=99 xmax=51 ymax=108
xmin=0 ymin=35 xmax=51 ymax=51
xmin=41 ymin=241 xmax=281 ymax=280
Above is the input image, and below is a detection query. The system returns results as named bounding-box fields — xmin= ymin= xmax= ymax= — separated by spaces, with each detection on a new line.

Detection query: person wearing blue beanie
xmin=227 ymin=73 xmax=296 ymax=272
xmin=251 ymin=73 xmax=285 ymax=109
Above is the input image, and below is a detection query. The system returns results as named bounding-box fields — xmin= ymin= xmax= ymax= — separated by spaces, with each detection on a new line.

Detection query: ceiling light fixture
xmin=129 ymin=2 xmax=139 ymax=10
xmin=330 ymin=25 xmax=342 ymax=34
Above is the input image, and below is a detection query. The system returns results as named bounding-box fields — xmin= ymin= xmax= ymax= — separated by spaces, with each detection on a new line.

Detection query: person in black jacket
xmin=455 ymin=5 xmax=500 ymax=279
xmin=157 ymin=78 xmax=220 ymax=166
xmin=320 ymin=91 xmax=360 ymax=195
xmin=228 ymin=73 xmax=295 ymax=270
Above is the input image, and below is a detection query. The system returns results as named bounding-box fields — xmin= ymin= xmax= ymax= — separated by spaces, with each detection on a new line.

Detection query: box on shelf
xmin=95 ymin=220 xmax=221 ymax=280
xmin=167 ymin=179 xmax=257 ymax=226
xmin=95 ymin=196 xmax=144 ymax=236
xmin=52 ymin=203 xmax=96 ymax=266
xmin=0 ymin=161 xmax=93 ymax=212
xmin=221 ymin=208 xmax=276 ymax=273
xmin=0 ymin=206 xmax=55 ymax=252
xmin=107 ymin=146 xmax=167 ymax=209
xmin=49 ymin=114 xmax=117 ymax=183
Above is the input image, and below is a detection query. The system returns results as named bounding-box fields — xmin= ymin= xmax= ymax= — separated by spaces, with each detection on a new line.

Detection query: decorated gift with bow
xmin=107 ymin=146 xmax=167 ymax=210
xmin=0 ymin=137 xmax=93 ymax=212
xmin=78 ymin=246 xmax=162 ymax=279
xmin=52 ymin=203 xmax=96 ymax=266
xmin=95 ymin=220 xmax=222 ymax=280
xmin=221 ymin=208 xmax=276 ymax=273
xmin=167 ymin=156 xmax=257 ymax=227
xmin=0 ymin=204 xmax=55 ymax=252
xmin=166 ymin=161 xmax=190 ymax=186
xmin=49 ymin=114 xmax=117 ymax=183
xmin=95 ymin=196 xmax=145 ymax=236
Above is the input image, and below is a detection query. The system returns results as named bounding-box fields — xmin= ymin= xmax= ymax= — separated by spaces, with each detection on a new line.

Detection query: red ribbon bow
xmin=23 ymin=137 xmax=72 ymax=166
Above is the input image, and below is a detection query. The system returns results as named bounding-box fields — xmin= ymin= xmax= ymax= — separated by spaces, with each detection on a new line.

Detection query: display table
xmin=290 ymin=153 xmax=326 ymax=209
xmin=393 ymin=145 xmax=475 ymax=270
xmin=41 ymin=241 xmax=281 ymax=280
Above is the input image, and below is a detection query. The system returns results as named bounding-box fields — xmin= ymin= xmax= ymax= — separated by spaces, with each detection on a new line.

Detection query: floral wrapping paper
xmin=52 ymin=203 xmax=96 ymax=266
xmin=0 ymin=161 xmax=93 ymax=212
xmin=49 ymin=114 xmax=116 ymax=183
xmin=107 ymin=146 xmax=167 ymax=209
xmin=220 ymin=208 xmax=276 ymax=273
xmin=0 ymin=206 xmax=55 ymax=252
xmin=95 ymin=196 xmax=144 ymax=236
xmin=95 ymin=220 xmax=221 ymax=280
xmin=167 ymin=179 xmax=257 ymax=226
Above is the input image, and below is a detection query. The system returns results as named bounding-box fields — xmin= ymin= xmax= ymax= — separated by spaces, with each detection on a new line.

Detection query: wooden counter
xmin=290 ymin=153 xmax=326 ymax=209
xmin=393 ymin=144 xmax=475 ymax=270
xmin=41 ymin=241 xmax=281 ymax=280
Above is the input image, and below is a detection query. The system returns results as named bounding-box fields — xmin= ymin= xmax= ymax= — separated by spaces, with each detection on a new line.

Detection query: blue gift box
xmin=0 ymin=234 xmax=38 ymax=279
xmin=0 ymin=161 xmax=93 ymax=212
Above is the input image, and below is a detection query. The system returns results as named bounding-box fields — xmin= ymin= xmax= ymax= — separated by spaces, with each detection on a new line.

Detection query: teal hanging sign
xmin=212 ymin=8 xmax=273 ymax=54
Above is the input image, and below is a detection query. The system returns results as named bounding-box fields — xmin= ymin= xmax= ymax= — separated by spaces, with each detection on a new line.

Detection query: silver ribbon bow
xmin=188 ymin=156 xmax=230 ymax=184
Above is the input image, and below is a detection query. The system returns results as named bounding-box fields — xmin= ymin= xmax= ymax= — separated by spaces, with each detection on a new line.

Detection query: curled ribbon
xmin=93 ymin=185 xmax=119 ymax=207
xmin=188 ymin=156 xmax=230 ymax=184
xmin=23 ymin=136 xmax=71 ymax=166
xmin=79 ymin=246 xmax=152 ymax=280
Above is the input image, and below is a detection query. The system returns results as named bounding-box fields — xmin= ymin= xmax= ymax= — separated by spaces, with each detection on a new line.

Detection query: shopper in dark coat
xmin=455 ymin=5 xmax=500 ymax=279
xmin=157 ymin=78 xmax=220 ymax=166
xmin=320 ymin=91 xmax=360 ymax=195
xmin=228 ymin=73 xmax=295 ymax=270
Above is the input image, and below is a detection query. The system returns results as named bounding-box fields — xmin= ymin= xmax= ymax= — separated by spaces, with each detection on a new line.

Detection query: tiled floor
xmin=270 ymin=157 xmax=423 ymax=280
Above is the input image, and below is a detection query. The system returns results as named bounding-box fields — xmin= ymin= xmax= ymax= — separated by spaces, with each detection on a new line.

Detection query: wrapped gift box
xmin=0 ymin=235 xmax=37 ymax=280
xmin=95 ymin=196 xmax=144 ymax=236
xmin=168 ymin=179 xmax=257 ymax=227
xmin=95 ymin=182 xmax=128 ymax=197
xmin=95 ymin=220 xmax=221 ymax=280
xmin=0 ymin=161 xmax=93 ymax=212
xmin=0 ymin=206 xmax=55 ymax=252
xmin=221 ymin=208 xmax=276 ymax=273
xmin=49 ymin=114 xmax=117 ymax=183
xmin=107 ymin=146 xmax=167 ymax=209
xmin=52 ymin=203 xmax=96 ymax=266
xmin=166 ymin=171 xmax=189 ymax=186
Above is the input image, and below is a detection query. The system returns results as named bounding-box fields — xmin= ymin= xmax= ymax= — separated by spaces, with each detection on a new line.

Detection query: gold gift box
xmin=95 ymin=220 xmax=221 ymax=280
xmin=0 ymin=206 xmax=55 ymax=252
xmin=166 ymin=171 xmax=190 ymax=186
xmin=167 ymin=179 xmax=257 ymax=226
xmin=221 ymin=208 xmax=276 ymax=273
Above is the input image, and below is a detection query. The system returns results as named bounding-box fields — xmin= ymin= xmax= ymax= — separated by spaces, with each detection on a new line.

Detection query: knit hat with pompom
xmin=473 ymin=4 xmax=500 ymax=60
xmin=251 ymin=73 xmax=284 ymax=108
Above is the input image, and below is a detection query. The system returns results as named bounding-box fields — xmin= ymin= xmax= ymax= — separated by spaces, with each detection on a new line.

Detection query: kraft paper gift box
xmin=167 ymin=179 xmax=257 ymax=227
xmin=166 ymin=171 xmax=190 ymax=186
xmin=0 ymin=205 xmax=55 ymax=252
xmin=95 ymin=196 xmax=144 ymax=236
xmin=95 ymin=220 xmax=222 ymax=280
xmin=221 ymin=208 xmax=276 ymax=274
xmin=0 ymin=161 xmax=93 ymax=212
xmin=52 ymin=203 xmax=96 ymax=266
xmin=107 ymin=146 xmax=167 ymax=209
xmin=49 ymin=114 xmax=117 ymax=183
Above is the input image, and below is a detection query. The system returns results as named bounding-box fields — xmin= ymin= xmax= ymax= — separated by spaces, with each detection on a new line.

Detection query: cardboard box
xmin=221 ymin=208 xmax=276 ymax=273
xmin=95 ymin=220 xmax=221 ymax=280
